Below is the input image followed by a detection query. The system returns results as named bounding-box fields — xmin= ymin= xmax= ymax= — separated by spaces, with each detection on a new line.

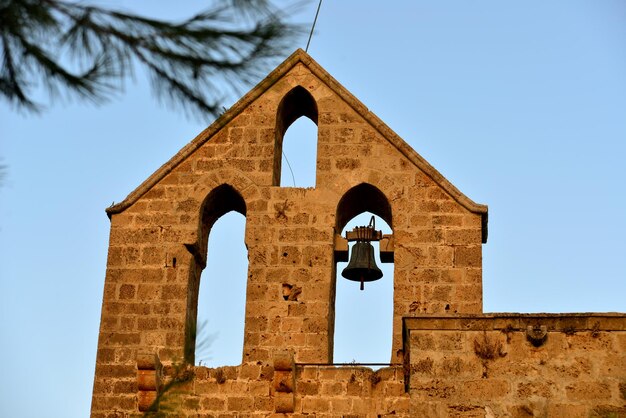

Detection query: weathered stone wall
xmin=142 ymin=362 xmax=410 ymax=417
xmin=406 ymin=314 xmax=626 ymax=417
xmin=92 ymin=51 xmax=626 ymax=418
xmin=101 ymin=312 xmax=625 ymax=417
xmin=92 ymin=51 xmax=486 ymax=416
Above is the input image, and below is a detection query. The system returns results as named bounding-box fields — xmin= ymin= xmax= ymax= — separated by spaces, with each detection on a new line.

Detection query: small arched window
xmin=188 ymin=185 xmax=248 ymax=367
xmin=333 ymin=184 xmax=394 ymax=364
xmin=273 ymin=86 xmax=318 ymax=187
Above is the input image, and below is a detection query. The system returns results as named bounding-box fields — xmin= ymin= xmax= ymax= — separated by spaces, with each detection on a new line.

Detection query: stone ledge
xmin=403 ymin=313 xmax=626 ymax=333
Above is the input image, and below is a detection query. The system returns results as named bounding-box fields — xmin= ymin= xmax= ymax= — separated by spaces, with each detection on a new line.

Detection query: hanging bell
xmin=341 ymin=241 xmax=383 ymax=290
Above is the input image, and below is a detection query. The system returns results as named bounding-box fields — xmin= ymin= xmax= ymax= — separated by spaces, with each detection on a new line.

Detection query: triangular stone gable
xmin=100 ymin=47 xmax=490 ymax=364
xmin=106 ymin=49 xmax=487 ymax=241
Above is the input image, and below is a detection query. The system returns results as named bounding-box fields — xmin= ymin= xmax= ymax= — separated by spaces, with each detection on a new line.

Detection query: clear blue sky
xmin=1 ymin=2 xmax=625 ymax=417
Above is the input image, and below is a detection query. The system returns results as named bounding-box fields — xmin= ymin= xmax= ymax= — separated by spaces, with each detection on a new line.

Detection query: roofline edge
xmin=105 ymin=49 xmax=489 ymax=243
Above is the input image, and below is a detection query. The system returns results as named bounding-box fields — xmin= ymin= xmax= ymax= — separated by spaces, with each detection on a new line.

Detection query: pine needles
xmin=0 ymin=0 xmax=304 ymax=118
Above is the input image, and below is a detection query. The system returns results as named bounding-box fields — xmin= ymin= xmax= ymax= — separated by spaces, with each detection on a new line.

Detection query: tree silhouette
xmin=0 ymin=0 xmax=303 ymax=118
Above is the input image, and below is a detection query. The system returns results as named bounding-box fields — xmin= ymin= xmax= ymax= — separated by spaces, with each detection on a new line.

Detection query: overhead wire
xmin=306 ymin=0 xmax=323 ymax=52
xmin=282 ymin=0 xmax=324 ymax=186
xmin=282 ymin=149 xmax=297 ymax=187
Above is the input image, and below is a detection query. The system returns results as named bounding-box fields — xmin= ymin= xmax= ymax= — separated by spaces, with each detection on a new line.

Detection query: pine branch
xmin=1 ymin=32 xmax=39 ymax=110
xmin=0 ymin=0 xmax=305 ymax=119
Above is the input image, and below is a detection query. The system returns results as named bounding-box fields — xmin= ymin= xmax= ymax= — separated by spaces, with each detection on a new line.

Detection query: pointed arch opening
xmin=273 ymin=86 xmax=319 ymax=187
xmin=336 ymin=183 xmax=393 ymax=231
xmin=332 ymin=184 xmax=394 ymax=364
xmin=187 ymin=184 xmax=248 ymax=366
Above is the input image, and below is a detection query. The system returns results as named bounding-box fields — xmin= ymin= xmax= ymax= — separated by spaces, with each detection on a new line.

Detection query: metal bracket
xmin=345 ymin=216 xmax=382 ymax=242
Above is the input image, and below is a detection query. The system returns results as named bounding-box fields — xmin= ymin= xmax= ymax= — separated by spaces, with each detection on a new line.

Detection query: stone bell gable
xmin=92 ymin=50 xmax=625 ymax=417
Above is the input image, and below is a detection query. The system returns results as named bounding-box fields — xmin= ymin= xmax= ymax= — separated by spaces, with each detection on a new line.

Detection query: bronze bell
xmin=341 ymin=241 xmax=383 ymax=290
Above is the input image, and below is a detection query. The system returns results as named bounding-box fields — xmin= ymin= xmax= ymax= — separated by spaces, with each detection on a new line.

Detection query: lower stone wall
xmin=136 ymin=362 xmax=409 ymax=417
xmin=102 ymin=313 xmax=625 ymax=417
xmin=405 ymin=314 xmax=626 ymax=418
xmin=293 ymin=366 xmax=409 ymax=416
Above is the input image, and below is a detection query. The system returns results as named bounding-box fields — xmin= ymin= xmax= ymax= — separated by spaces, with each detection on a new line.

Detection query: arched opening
xmin=280 ymin=117 xmax=318 ymax=187
xmin=195 ymin=212 xmax=247 ymax=366
xmin=188 ymin=184 xmax=248 ymax=366
xmin=335 ymin=183 xmax=393 ymax=233
xmin=273 ymin=86 xmax=319 ymax=187
xmin=333 ymin=184 xmax=394 ymax=364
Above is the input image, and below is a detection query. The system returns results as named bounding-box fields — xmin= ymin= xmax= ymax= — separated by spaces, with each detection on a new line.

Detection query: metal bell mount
xmin=341 ymin=216 xmax=383 ymax=290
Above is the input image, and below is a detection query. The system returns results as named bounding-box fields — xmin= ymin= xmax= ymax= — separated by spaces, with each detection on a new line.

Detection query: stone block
xmin=446 ymin=404 xmax=486 ymax=418
xmin=444 ymin=229 xmax=482 ymax=245
xmin=590 ymin=405 xmax=626 ymax=418
xmin=320 ymin=381 xmax=344 ymax=396
xmin=411 ymin=380 xmax=457 ymax=400
xmin=566 ymin=381 xmax=612 ymax=400
xmin=454 ymin=245 xmax=481 ymax=267
xmin=436 ymin=332 xmax=464 ymax=351
xmin=254 ymin=396 xmax=273 ymax=411
xmin=296 ymin=380 xmax=320 ymax=396
xmin=137 ymin=370 xmax=157 ymax=391
xmin=137 ymin=391 xmax=156 ymax=412
xmin=516 ymin=380 xmax=555 ymax=398
xmin=460 ymin=379 xmax=510 ymax=399
xmin=200 ymin=396 xmax=226 ymax=412
xmin=273 ymin=351 xmax=294 ymax=371
xmin=329 ymin=397 xmax=352 ymax=413
xmin=545 ymin=403 xmax=588 ymax=418
xmin=118 ymin=284 xmax=136 ymax=300
xmin=411 ymin=357 xmax=434 ymax=375
xmin=227 ymin=396 xmax=254 ymax=411
xmin=239 ymin=363 xmax=261 ymax=380
xmin=301 ymin=397 xmax=329 ymax=413
xmin=273 ymin=372 xmax=294 ymax=393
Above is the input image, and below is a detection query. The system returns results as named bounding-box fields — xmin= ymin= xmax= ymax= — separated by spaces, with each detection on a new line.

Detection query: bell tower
xmin=93 ymin=50 xmax=623 ymax=417
xmin=92 ymin=48 xmax=487 ymax=415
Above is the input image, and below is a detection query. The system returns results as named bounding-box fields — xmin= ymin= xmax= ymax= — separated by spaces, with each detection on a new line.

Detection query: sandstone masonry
xmin=91 ymin=50 xmax=625 ymax=417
